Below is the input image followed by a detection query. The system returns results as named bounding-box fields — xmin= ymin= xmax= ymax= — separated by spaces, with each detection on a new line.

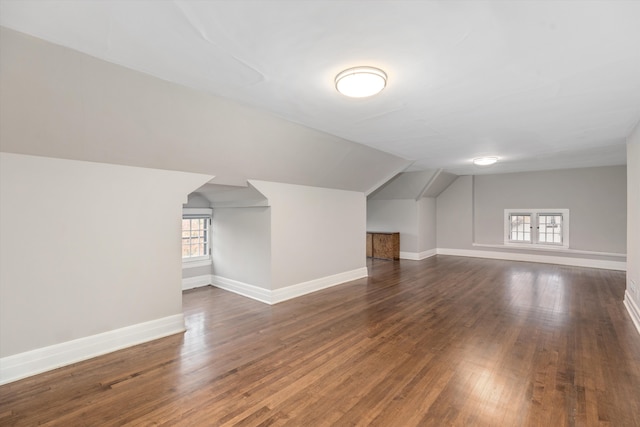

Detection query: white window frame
xmin=182 ymin=208 xmax=212 ymax=267
xmin=504 ymin=209 xmax=570 ymax=249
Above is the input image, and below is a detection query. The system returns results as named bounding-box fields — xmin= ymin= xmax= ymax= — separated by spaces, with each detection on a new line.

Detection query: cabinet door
xmin=372 ymin=234 xmax=392 ymax=259
xmin=366 ymin=233 xmax=373 ymax=257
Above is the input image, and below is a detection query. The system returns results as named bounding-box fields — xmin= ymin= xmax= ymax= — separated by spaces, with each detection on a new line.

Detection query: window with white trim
xmin=182 ymin=216 xmax=211 ymax=260
xmin=504 ymin=209 xmax=569 ymax=248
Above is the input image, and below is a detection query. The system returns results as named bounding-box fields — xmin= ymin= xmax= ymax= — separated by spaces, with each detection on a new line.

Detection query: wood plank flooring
xmin=1 ymin=256 xmax=639 ymax=426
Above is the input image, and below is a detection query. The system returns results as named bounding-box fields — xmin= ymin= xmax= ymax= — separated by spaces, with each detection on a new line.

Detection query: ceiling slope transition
xmin=0 ymin=27 xmax=410 ymax=193
xmin=369 ymin=170 xmax=458 ymax=200
xmin=1 ymin=1 xmax=639 ymax=175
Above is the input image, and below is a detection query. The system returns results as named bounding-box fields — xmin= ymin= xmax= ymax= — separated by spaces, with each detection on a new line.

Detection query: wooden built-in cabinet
xmin=366 ymin=232 xmax=400 ymax=260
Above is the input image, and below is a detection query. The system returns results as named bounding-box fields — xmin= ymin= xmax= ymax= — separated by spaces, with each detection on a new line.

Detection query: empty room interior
xmin=1 ymin=1 xmax=639 ymax=426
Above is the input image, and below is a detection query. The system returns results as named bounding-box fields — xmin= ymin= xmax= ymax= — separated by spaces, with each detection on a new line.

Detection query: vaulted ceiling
xmin=1 ymin=0 xmax=639 ymax=177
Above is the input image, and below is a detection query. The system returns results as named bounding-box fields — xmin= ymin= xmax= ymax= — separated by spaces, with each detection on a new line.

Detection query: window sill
xmin=503 ymin=242 xmax=569 ymax=251
xmin=472 ymin=243 xmax=626 ymax=258
xmin=182 ymin=258 xmax=212 ymax=269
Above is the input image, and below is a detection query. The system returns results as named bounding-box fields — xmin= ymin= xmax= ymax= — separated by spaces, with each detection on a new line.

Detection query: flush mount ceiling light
xmin=473 ymin=156 xmax=498 ymax=166
xmin=335 ymin=66 xmax=387 ymax=98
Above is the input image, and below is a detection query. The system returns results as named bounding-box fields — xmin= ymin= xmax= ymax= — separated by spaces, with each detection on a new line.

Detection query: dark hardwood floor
xmin=1 ymin=256 xmax=639 ymax=426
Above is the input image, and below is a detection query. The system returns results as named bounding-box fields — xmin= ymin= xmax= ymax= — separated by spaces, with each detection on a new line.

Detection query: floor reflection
xmin=504 ymin=266 xmax=569 ymax=328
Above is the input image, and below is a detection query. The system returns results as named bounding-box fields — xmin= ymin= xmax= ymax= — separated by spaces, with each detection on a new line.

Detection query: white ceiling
xmin=1 ymin=0 xmax=639 ymax=175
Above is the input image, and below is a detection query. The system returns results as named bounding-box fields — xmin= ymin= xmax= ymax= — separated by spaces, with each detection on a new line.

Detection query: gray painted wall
xmin=211 ymin=207 xmax=272 ymax=290
xmin=473 ymin=166 xmax=626 ymax=253
xmin=367 ymin=199 xmax=419 ymax=253
xmin=418 ymin=198 xmax=437 ymax=253
xmin=182 ymin=264 xmax=212 ymax=280
xmin=437 ymin=166 xmax=627 ymax=259
xmin=252 ymin=181 xmax=366 ymax=289
xmin=366 ymin=197 xmax=438 ymax=256
xmin=436 ymin=176 xmax=474 ymax=250
xmin=0 ymin=153 xmax=210 ymax=357
xmin=626 ymin=123 xmax=640 ymax=315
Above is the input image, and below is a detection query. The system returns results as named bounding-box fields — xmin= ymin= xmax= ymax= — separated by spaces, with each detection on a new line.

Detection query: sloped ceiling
xmin=194 ymin=183 xmax=268 ymax=208
xmin=369 ymin=170 xmax=438 ymax=200
xmin=1 ymin=0 xmax=639 ymax=178
xmin=0 ymin=27 xmax=410 ymax=193
xmin=421 ymin=172 xmax=458 ymax=198
xmin=368 ymin=169 xmax=459 ymax=200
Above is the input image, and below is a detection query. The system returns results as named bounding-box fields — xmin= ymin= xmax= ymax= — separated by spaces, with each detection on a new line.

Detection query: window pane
xmin=182 ymin=216 xmax=210 ymax=258
xmin=538 ymin=214 xmax=562 ymax=245
xmin=510 ymin=214 xmax=531 ymax=242
xmin=190 ymin=244 xmax=199 ymax=257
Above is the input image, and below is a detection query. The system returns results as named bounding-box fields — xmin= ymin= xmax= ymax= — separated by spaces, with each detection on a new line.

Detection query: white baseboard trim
xmin=436 ymin=248 xmax=626 ymax=271
xmin=271 ymin=267 xmax=368 ymax=304
xmin=624 ymin=291 xmax=640 ymax=336
xmin=0 ymin=314 xmax=185 ymax=385
xmin=182 ymin=274 xmax=213 ymax=290
xmin=211 ymin=275 xmax=272 ymax=304
xmin=400 ymin=249 xmax=437 ymax=261
xmin=471 ymin=243 xmax=625 ymax=258
xmin=212 ymin=267 xmax=368 ymax=305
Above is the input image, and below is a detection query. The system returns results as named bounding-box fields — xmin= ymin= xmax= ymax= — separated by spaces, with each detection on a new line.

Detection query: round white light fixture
xmin=473 ymin=156 xmax=498 ymax=166
xmin=335 ymin=66 xmax=387 ymax=98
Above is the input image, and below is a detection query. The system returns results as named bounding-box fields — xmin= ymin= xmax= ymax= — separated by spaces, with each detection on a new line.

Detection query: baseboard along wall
xmin=437 ymin=248 xmax=626 ymax=271
xmin=182 ymin=275 xmax=212 ymax=291
xmin=399 ymin=249 xmax=437 ymax=261
xmin=624 ymin=291 xmax=640 ymax=336
xmin=4 ymin=253 xmax=625 ymax=386
xmin=0 ymin=314 xmax=185 ymax=385
xmin=210 ymin=267 xmax=368 ymax=305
